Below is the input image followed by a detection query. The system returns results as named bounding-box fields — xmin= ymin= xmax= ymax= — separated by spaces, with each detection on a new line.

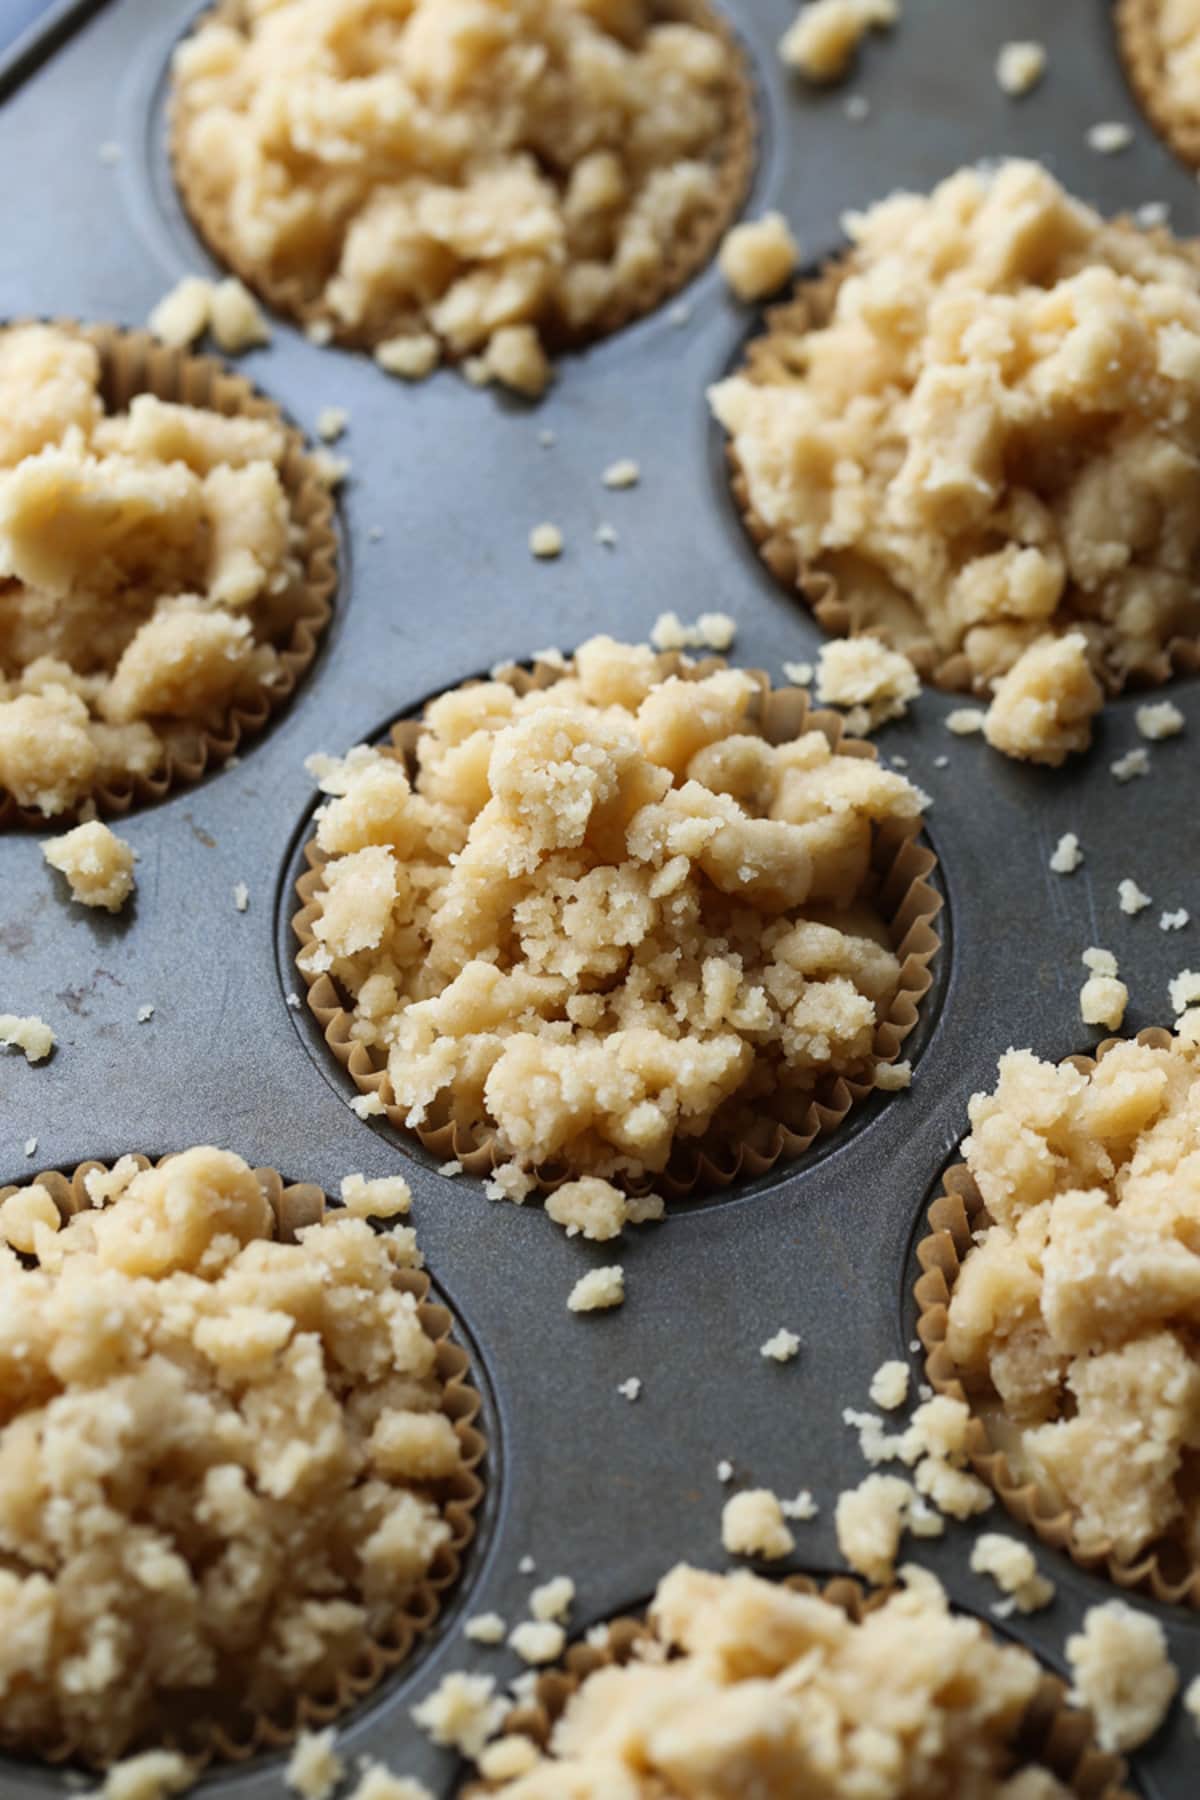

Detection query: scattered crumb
xmin=375 ymin=334 xmax=439 ymax=380
xmin=668 ymin=300 xmax=692 ymax=327
xmin=1065 ymin=1602 xmax=1177 ymax=1752
xmin=316 ymin=406 xmax=348 ymax=443
xmin=508 ymin=1620 xmax=566 ymax=1665
xmin=983 ymin=632 xmax=1102 ymax=766
xmin=835 ymin=1473 xmax=916 ymax=1583
xmin=347 ymin=1770 xmax=434 ymax=1800
xmin=969 ymin=1534 xmax=1055 ymax=1614
xmin=136 ymin=1004 xmax=155 ymax=1024
xmin=779 ymin=1490 xmax=819 ymax=1521
xmin=1049 ymin=832 xmax=1083 ymax=874
xmin=782 ymin=659 xmax=814 ymax=686
xmin=529 ymin=522 xmax=563 ymax=559
xmin=1137 ymin=200 xmax=1170 ymax=228
xmin=1082 ymin=946 xmax=1118 ymax=977
xmin=1161 ymin=909 xmax=1189 ymax=931
xmin=43 ymin=820 xmax=136 ymax=912
xmin=932 ymin=755 xmax=949 ymax=769
xmin=23 ymin=1137 xmax=36 ymax=1157
xmin=233 ymin=881 xmax=249 ymax=912
xmin=306 ymin=319 xmax=334 ymax=346
xmin=476 ymin=1738 xmax=540 ymax=1783
xmin=567 ymin=1266 xmax=624 ymax=1313
xmin=996 ymin=40 xmax=1046 ymax=96
xmin=780 ymin=0 xmax=897 ymax=83
xmin=0 ymin=1013 xmax=54 ymax=1064
xmin=286 ymin=991 xmax=302 ymax=1008
xmin=617 ymin=1376 xmax=642 ymax=1401
xmin=815 ymin=637 xmax=920 ymax=729
xmin=1118 ymin=878 xmax=1152 ymax=916
xmin=868 ymin=1360 xmax=910 ymax=1411
xmin=717 ymin=1459 xmax=734 ymax=1483
xmin=760 ymin=1327 xmax=801 ymax=1363
xmin=594 ymin=522 xmax=618 ymax=547
xmin=209 ymin=277 xmax=271 ymax=353
xmin=285 ymin=1729 xmax=343 ymax=1800
xmin=1087 ymin=121 xmax=1134 ymax=154
xmin=93 ymin=1751 xmax=194 ymax=1800
xmin=147 ymin=275 xmax=212 ymax=347
xmin=538 ymin=428 xmax=556 ymax=448
xmin=649 ymin=610 xmax=737 ymax=652
xmin=602 ymin=459 xmax=640 ymax=490
xmin=339 ymin=1173 xmax=412 ymax=1219
xmin=718 ymin=212 xmax=800 ymax=301
xmin=545 ymin=1176 xmax=661 ymax=1241
xmin=518 ymin=1555 xmax=536 ymax=1575
xmin=530 ymin=1576 xmax=574 ymax=1624
xmin=367 ymin=526 xmax=383 ymax=542
xmin=1136 ymin=700 xmax=1184 ymax=740
xmin=874 ymin=1059 xmax=912 ymax=1091
xmin=464 ymin=1612 xmax=507 ymax=1645
xmin=1081 ymin=974 xmax=1128 ymax=1032
xmin=98 ymin=140 xmax=122 ymax=165
xmin=845 ymin=93 xmax=870 ymax=121
xmin=721 ymin=1489 xmax=795 ymax=1561
xmin=349 ymin=1091 xmax=386 ymax=1119
xmin=945 ymin=707 xmax=986 ymax=736
xmin=411 ymin=1672 xmax=505 ymax=1760
xmin=1112 ymin=747 xmax=1150 ymax=782
xmin=1170 ymin=969 xmax=1200 ymax=1015
xmin=311 ymin=448 xmax=349 ymax=487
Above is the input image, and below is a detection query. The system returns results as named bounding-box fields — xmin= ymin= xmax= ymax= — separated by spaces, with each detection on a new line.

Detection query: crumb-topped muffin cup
xmin=916 ymin=1027 xmax=1200 ymax=1609
xmin=0 ymin=320 xmax=337 ymax=827
xmin=1118 ymin=0 xmax=1200 ymax=175
xmin=462 ymin=1571 xmax=1133 ymax=1798
xmin=0 ymin=1151 xmax=485 ymax=1769
xmin=169 ymin=0 xmax=756 ymax=374
xmin=292 ymin=646 xmax=942 ymax=1200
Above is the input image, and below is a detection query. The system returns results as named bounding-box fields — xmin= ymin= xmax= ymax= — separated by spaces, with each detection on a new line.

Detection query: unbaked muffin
xmin=170 ymin=0 xmax=754 ymax=392
xmin=0 ymin=323 xmax=335 ymax=820
xmin=0 ymin=1148 xmax=481 ymax=1764
xmin=710 ymin=159 xmax=1200 ymax=759
xmin=1120 ymin=0 xmax=1200 ymax=172
xmin=463 ymin=1563 xmax=1121 ymax=1797
xmin=921 ymin=1021 xmax=1200 ymax=1590
xmin=294 ymin=638 xmax=939 ymax=1201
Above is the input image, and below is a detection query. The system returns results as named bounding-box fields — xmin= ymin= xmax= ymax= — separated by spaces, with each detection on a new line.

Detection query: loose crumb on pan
xmin=982 ymin=632 xmax=1103 ymax=766
xmin=1169 ymin=969 xmax=1200 ymax=1014
xmin=23 ymin=1136 xmax=37 ymax=1157
xmin=617 ymin=1376 xmax=642 ymax=1401
xmin=339 ymin=1172 xmax=413 ymax=1219
xmin=93 ymin=1751 xmax=195 ymax=1800
xmin=602 ymin=459 xmax=640 ymax=490
xmin=945 ymin=706 xmax=986 ymax=736
xmin=779 ymin=0 xmax=897 ymax=83
xmin=1087 ymin=121 xmax=1134 ymax=154
xmin=465 ymin=1611 xmax=507 ymax=1645
xmin=1065 ymin=1602 xmax=1176 ymax=1752
xmin=834 ymin=1474 xmax=917 ymax=1583
xmin=136 ymin=1003 xmax=155 ymax=1024
xmin=779 ymin=1489 xmax=819 ymax=1519
xmin=868 ymin=1358 xmax=909 ymax=1410
xmin=508 ymin=1620 xmax=566 ymax=1665
xmin=148 ymin=275 xmax=270 ymax=353
xmin=0 ymin=1012 xmax=54 ymax=1063
xmin=594 ymin=522 xmax=618 ymax=547
xmin=518 ymin=1554 xmax=537 ymax=1575
xmin=718 ymin=213 xmax=800 ymax=302
xmin=350 ymin=1091 xmax=386 ymax=1119
xmin=874 ymin=1058 xmax=912 ymax=1090
xmin=1080 ymin=967 xmax=1128 ymax=1030
xmin=529 ymin=522 xmax=563 ymax=559
xmin=782 ymin=659 xmax=814 ymax=685
xmin=567 ymin=1265 xmax=625 ymax=1313
xmin=1049 ymin=832 xmax=1083 ymax=874
xmin=845 ymin=93 xmax=870 ymax=121
xmin=996 ymin=40 xmax=1046 ymax=97
xmin=1162 ymin=908 xmax=1190 ymax=931
xmin=98 ymin=140 xmax=122 ymax=165
xmin=649 ymin=609 xmax=736 ymax=650
xmin=411 ymin=1672 xmax=505 ymax=1760
xmin=530 ymin=1575 xmax=575 ymax=1623
xmin=476 ymin=1738 xmax=540 ymax=1783
xmin=1112 ymin=747 xmax=1151 ymax=782
xmin=546 ymin=1176 xmax=662 ymax=1241
xmin=232 ymin=880 xmax=249 ymax=912
xmin=717 ymin=1458 xmax=734 ymax=1482
xmin=347 ymin=1771 xmax=434 ymax=1800
xmin=1118 ymin=878 xmax=1152 ymax=916
xmin=815 ymin=637 xmax=920 ymax=730
xmin=760 ymin=1327 xmax=801 ymax=1362
xmin=316 ymin=406 xmax=348 ymax=443
xmin=43 ymin=819 xmax=136 ymax=912
xmin=721 ymin=1488 xmax=795 ymax=1560
xmin=1137 ymin=699 xmax=1185 ymax=740
xmin=285 ymin=1729 xmax=344 ymax=1800
xmin=836 ymin=1389 xmax=992 ymax=1580
xmin=375 ymin=335 xmax=439 ymax=382
xmin=969 ymin=1534 xmax=1055 ymax=1614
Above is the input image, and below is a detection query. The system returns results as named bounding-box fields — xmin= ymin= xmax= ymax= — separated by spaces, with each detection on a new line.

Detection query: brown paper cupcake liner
xmin=915 ymin=1026 xmax=1200 ymax=1609
xmin=292 ymin=651 xmax=942 ymax=1199
xmin=169 ymin=0 xmax=756 ymax=359
xmin=0 ymin=319 xmax=337 ymax=829
xmin=725 ymin=259 xmax=1200 ymax=697
xmin=462 ymin=1573 xmax=1133 ymax=1799
xmin=1118 ymin=0 xmax=1200 ymax=173
xmin=0 ymin=1153 xmax=486 ymax=1770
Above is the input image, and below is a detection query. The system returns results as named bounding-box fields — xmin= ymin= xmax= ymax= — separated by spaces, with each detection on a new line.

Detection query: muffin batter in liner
xmin=462 ymin=1573 xmax=1134 ymax=1799
xmin=0 ymin=322 xmax=337 ymax=827
xmin=169 ymin=0 xmax=757 ymax=361
xmin=0 ymin=1153 xmax=486 ymax=1769
xmin=724 ymin=258 xmax=1200 ymax=698
xmin=292 ymin=651 xmax=943 ymax=1198
xmin=915 ymin=1029 xmax=1200 ymax=1610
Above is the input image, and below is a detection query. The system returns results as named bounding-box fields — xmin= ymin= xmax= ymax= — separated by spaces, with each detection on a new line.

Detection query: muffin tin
xmin=1 ymin=0 xmax=1198 ymax=1794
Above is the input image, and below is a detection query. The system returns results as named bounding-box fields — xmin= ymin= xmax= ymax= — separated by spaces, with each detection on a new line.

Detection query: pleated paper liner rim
xmin=461 ymin=1571 xmax=1133 ymax=1800
xmin=724 ymin=249 xmax=1200 ymax=697
xmin=915 ymin=1026 xmax=1200 ymax=1610
xmin=1117 ymin=0 xmax=1200 ymax=175
xmin=0 ymin=1152 xmax=486 ymax=1772
xmin=168 ymin=0 xmax=757 ymax=359
xmin=0 ymin=319 xmax=337 ymax=829
xmin=292 ymin=650 xmax=943 ymax=1200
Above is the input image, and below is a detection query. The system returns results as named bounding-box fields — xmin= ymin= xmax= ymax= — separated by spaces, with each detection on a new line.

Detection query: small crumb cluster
xmin=43 ymin=819 xmax=135 ymax=912
xmin=148 ymin=274 xmax=270 ymax=354
xmin=1079 ymin=945 xmax=1128 ymax=1033
xmin=779 ymin=0 xmax=898 ymax=83
xmin=718 ymin=213 xmax=800 ymax=302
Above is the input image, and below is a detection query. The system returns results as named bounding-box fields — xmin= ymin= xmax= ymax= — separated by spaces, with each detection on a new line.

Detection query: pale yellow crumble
xmin=43 ymin=819 xmax=136 ymax=912
xmin=720 ymin=1488 xmax=795 ymax=1560
xmin=780 ymin=0 xmax=898 ymax=83
xmin=1065 ymin=1602 xmax=1176 ymax=1752
xmin=718 ymin=212 xmax=800 ymax=302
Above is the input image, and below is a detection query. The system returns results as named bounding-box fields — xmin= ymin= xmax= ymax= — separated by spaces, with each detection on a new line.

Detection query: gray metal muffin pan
xmin=1 ymin=0 xmax=1199 ymax=1792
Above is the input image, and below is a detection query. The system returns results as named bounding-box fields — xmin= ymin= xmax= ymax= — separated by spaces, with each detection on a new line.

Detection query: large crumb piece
xmin=983 ymin=634 xmax=1103 ymax=767
xmin=0 ymin=323 xmax=302 ymax=816
xmin=718 ymin=213 xmax=800 ymax=302
xmin=835 ymin=1473 xmax=915 ymax=1582
xmin=209 ymin=278 xmax=271 ymax=353
xmin=43 ymin=819 xmax=135 ymax=912
xmin=94 ymin=1751 xmax=195 ymax=1800
xmin=779 ymin=0 xmax=897 ymax=82
xmin=530 ymin=1575 xmax=575 ymax=1622
xmin=1087 ymin=121 xmax=1133 ymax=154
xmin=0 ymin=1012 xmax=54 ymax=1063
xmin=1080 ymin=973 xmax=1128 ymax=1031
xmin=473 ymin=1562 xmax=1072 ymax=1794
xmin=411 ymin=1672 xmax=505 ymax=1760
xmin=286 ymin=1730 xmax=344 ymax=1800
xmin=996 ymin=41 xmax=1046 ymax=97
xmin=760 ymin=1327 xmax=801 ymax=1363
xmin=509 ymin=1620 xmax=566 ymax=1665
xmin=567 ymin=1266 xmax=625 ymax=1313
xmin=649 ymin=610 xmax=737 ymax=651
xmin=1049 ymin=833 xmax=1083 ymax=874
xmin=815 ymin=637 xmax=920 ymax=730
xmin=148 ymin=276 xmax=214 ymax=348
xmin=721 ymin=1488 xmax=795 ymax=1560
xmin=299 ymin=639 xmax=925 ymax=1198
xmin=711 ymin=160 xmax=1200 ymax=726
xmin=1066 ymin=1603 xmax=1176 ymax=1752
xmin=969 ymin=1534 xmax=1055 ymax=1613
xmin=946 ymin=1031 xmax=1200 ymax=1568
xmin=868 ymin=1358 xmax=910 ymax=1410
xmin=172 ymin=0 xmax=745 ymax=382
xmin=339 ymin=1172 xmax=412 ymax=1219
xmin=1136 ymin=700 xmax=1184 ymax=740
xmin=545 ymin=1177 xmax=661 ymax=1242
xmin=0 ymin=1146 xmax=464 ymax=1762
